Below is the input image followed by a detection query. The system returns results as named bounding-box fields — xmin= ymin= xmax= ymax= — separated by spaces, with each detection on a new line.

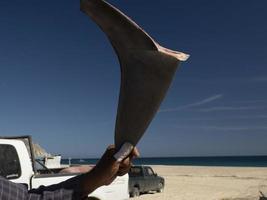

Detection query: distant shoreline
xmin=62 ymin=155 xmax=267 ymax=167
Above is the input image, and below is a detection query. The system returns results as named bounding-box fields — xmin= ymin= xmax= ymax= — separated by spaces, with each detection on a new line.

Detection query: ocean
xmin=62 ymin=156 xmax=267 ymax=167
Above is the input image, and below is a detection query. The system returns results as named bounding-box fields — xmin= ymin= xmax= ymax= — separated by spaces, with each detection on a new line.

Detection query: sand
xmin=133 ymin=165 xmax=267 ymax=200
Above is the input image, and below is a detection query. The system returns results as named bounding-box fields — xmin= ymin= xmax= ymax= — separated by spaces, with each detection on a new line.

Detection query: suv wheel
xmin=131 ymin=187 xmax=140 ymax=197
xmin=156 ymin=182 xmax=164 ymax=193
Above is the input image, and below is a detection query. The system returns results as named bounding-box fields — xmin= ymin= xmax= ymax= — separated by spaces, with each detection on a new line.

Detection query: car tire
xmin=131 ymin=187 xmax=140 ymax=197
xmin=156 ymin=182 xmax=164 ymax=193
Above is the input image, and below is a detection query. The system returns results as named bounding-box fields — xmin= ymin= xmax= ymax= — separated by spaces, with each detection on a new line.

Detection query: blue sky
xmin=0 ymin=0 xmax=267 ymax=158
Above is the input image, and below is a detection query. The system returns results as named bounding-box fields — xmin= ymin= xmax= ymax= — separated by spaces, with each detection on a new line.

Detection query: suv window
xmin=129 ymin=167 xmax=143 ymax=177
xmin=146 ymin=167 xmax=154 ymax=176
xmin=0 ymin=144 xmax=21 ymax=179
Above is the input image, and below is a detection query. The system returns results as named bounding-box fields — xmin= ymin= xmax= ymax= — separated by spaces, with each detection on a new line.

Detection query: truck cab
xmin=0 ymin=136 xmax=129 ymax=200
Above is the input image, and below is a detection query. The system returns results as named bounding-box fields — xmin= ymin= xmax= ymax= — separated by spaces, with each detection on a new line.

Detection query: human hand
xmin=91 ymin=144 xmax=139 ymax=186
xmin=79 ymin=144 xmax=139 ymax=197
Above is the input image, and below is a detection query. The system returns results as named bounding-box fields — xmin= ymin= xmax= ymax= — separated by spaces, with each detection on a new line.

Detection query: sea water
xmin=62 ymin=156 xmax=267 ymax=167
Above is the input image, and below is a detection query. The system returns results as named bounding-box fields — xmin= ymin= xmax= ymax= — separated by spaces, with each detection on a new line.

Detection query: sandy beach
xmin=133 ymin=165 xmax=267 ymax=200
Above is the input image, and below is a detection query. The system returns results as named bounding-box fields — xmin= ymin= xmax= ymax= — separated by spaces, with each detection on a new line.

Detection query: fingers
xmin=117 ymin=163 xmax=132 ymax=176
xmin=89 ymin=144 xmax=136 ymax=187
xmin=105 ymin=145 xmax=120 ymax=164
xmin=114 ymin=143 xmax=134 ymax=162
xmin=107 ymin=144 xmax=116 ymax=150
xmin=117 ymin=147 xmax=139 ymax=176
xmin=99 ymin=144 xmax=140 ymax=180
xmin=117 ymin=158 xmax=132 ymax=176
xmin=130 ymin=147 xmax=140 ymax=159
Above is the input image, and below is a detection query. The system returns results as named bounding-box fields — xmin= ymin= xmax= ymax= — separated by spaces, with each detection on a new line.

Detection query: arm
xmin=79 ymin=145 xmax=139 ymax=197
xmin=29 ymin=145 xmax=139 ymax=199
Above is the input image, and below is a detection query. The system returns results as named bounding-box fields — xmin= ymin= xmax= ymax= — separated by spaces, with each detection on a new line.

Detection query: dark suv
xmin=128 ymin=166 xmax=165 ymax=197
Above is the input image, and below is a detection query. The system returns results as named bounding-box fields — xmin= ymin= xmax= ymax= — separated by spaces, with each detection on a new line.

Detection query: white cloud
xmin=252 ymin=76 xmax=267 ymax=82
xmin=200 ymin=126 xmax=267 ymax=131
xmin=197 ymin=106 xmax=267 ymax=112
xmin=184 ymin=115 xmax=267 ymax=121
xmin=160 ymin=94 xmax=223 ymax=113
xmin=236 ymin=100 xmax=267 ymax=104
xmin=176 ymin=125 xmax=267 ymax=131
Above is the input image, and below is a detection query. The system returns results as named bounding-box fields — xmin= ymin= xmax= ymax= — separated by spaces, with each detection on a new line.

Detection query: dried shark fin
xmin=81 ymin=0 xmax=189 ymax=149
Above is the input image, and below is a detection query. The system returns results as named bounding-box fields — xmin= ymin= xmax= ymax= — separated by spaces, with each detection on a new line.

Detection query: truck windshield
xmin=0 ymin=144 xmax=21 ymax=179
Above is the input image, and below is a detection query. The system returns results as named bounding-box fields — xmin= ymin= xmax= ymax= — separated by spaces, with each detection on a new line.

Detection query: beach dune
xmin=133 ymin=165 xmax=267 ymax=200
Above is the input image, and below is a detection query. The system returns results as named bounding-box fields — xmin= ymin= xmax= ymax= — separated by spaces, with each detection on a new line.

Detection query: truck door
xmin=143 ymin=167 xmax=155 ymax=191
xmin=146 ymin=167 xmax=158 ymax=190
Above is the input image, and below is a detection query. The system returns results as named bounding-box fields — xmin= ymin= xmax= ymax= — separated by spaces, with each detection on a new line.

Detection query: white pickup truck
xmin=0 ymin=136 xmax=129 ymax=200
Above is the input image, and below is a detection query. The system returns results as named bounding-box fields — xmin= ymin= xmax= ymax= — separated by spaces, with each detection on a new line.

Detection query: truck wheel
xmin=156 ymin=183 xmax=164 ymax=193
xmin=132 ymin=187 xmax=140 ymax=197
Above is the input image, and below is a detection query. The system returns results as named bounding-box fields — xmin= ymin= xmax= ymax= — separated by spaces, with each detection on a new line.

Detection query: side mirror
xmin=154 ymin=173 xmax=158 ymax=176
